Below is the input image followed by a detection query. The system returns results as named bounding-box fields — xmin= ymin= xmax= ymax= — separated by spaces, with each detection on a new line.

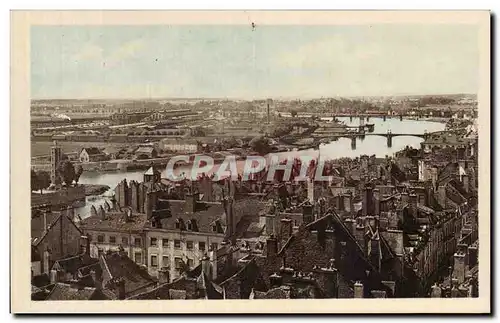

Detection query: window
xmin=187 ymin=258 xmax=194 ymax=268
xmin=212 ymin=225 xmax=217 ymax=233
xmin=162 ymin=239 xmax=169 ymax=247
xmin=121 ymin=237 xmax=128 ymax=246
xmin=199 ymin=242 xmax=206 ymax=251
xmin=162 ymin=256 xmax=169 ymax=268
xmin=134 ymin=252 xmax=142 ymax=264
xmin=97 ymin=235 xmax=104 ymax=243
xmin=210 ymin=243 xmax=218 ymax=251
xmin=150 ymin=237 xmax=157 ymax=247
xmin=174 ymin=257 xmax=183 ymax=269
xmin=174 ymin=240 xmax=181 ymax=249
xmin=150 ymin=255 xmax=158 ymax=267
xmin=186 ymin=241 xmax=194 ymax=250
xmin=109 ymin=236 xmax=116 ymax=244
xmin=134 ymin=238 xmax=141 ymax=247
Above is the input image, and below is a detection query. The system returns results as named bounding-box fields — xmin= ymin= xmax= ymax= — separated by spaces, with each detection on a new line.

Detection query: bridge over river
xmin=314 ymin=130 xmax=430 ymax=149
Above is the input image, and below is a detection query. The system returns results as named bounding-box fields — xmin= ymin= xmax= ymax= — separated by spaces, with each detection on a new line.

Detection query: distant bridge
xmin=315 ymin=131 xmax=430 ymax=149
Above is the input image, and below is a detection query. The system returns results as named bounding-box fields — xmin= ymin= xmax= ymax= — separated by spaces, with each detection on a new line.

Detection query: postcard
xmin=11 ymin=10 xmax=490 ymax=314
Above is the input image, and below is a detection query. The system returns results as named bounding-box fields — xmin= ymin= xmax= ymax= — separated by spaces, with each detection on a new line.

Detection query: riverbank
xmin=82 ymin=184 xmax=110 ymax=196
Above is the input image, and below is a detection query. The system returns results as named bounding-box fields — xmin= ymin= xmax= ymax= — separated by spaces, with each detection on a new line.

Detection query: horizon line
xmin=30 ymin=92 xmax=477 ymax=102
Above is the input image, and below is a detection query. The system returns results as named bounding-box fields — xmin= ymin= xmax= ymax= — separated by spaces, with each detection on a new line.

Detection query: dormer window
xmin=187 ymin=219 xmax=198 ymax=232
xmin=175 ymin=218 xmax=186 ymax=230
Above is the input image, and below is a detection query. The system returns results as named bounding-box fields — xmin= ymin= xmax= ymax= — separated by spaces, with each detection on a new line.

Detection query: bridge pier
xmin=350 ymin=116 xmax=353 ymax=122
xmin=383 ymin=115 xmax=386 ymax=121
xmin=366 ymin=116 xmax=370 ymax=122
xmin=351 ymin=136 xmax=357 ymax=150
xmin=387 ymin=134 xmax=393 ymax=148
xmin=399 ymin=115 xmax=403 ymax=121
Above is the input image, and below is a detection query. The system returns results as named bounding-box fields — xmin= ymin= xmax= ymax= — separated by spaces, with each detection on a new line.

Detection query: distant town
xmin=31 ymin=94 xmax=479 ymax=300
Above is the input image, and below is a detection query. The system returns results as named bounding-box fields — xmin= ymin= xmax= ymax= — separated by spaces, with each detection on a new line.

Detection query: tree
xmin=36 ymin=170 xmax=51 ymax=194
xmin=249 ymin=136 xmax=272 ymax=155
xmin=57 ymin=160 xmax=76 ymax=186
xmin=74 ymin=165 xmax=84 ymax=185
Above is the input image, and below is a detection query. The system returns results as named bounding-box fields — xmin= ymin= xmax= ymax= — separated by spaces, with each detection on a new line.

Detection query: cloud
xmin=71 ymin=39 xmax=145 ymax=68
xmin=104 ymin=39 xmax=145 ymax=68
xmin=71 ymin=43 xmax=103 ymax=61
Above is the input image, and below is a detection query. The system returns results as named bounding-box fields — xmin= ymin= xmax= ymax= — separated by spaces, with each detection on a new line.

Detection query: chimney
xmin=200 ymin=175 xmax=213 ymax=202
xmin=201 ymin=255 xmax=212 ymax=280
xmin=409 ymin=193 xmax=418 ymax=211
xmin=468 ymin=245 xmax=478 ymax=268
xmin=438 ymin=185 xmax=447 ymax=208
xmin=336 ymin=194 xmax=345 ymax=212
xmin=462 ymin=174 xmax=469 ymax=193
xmin=280 ymin=218 xmax=292 ymax=242
xmin=344 ymin=193 xmax=353 ymax=214
xmin=269 ymin=273 xmax=283 ymax=288
xmin=354 ymin=222 xmax=366 ymax=252
xmin=373 ymin=188 xmax=380 ymax=215
xmin=158 ymin=267 xmax=170 ymax=285
xmin=430 ymin=283 xmax=442 ymax=298
xmin=42 ymin=211 xmax=48 ymax=235
xmin=354 ymin=281 xmax=364 ymax=298
xmin=307 ymin=178 xmax=314 ymax=203
xmin=90 ymin=270 xmax=101 ymax=290
xmin=453 ymin=252 xmax=466 ymax=284
xmin=430 ymin=167 xmax=438 ymax=191
xmin=146 ymin=191 xmax=158 ymax=219
xmin=209 ymin=249 xmax=217 ymax=280
xmin=344 ymin=218 xmax=356 ymax=235
xmin=223 ymin=196 xmax=235 ymax=242
xmin=43 ymin=250 xmax=51 ymax=274
xmin=117 ymin=277 xmax=126 ymax=300
xmin=400 ymin=192 xmax=409 ymax=205
xmin=266 ymin=235 xmax=278 ymax=258
xmin=313 ymin=259 xmax=338 ymax=298
xmin=80 ymin=235 xmax=90 ymax=256
xmin=50 ymin=269 xmax=58 ymax=284
xmin=382 ymin=280 xmax=396 ymax=297
xmin=362 ymin=184 xmax=374 ymax=216
xmin=184 ymin=192 xmax=199 ymax=213
xmin=302 ymin=202 xmax=314 ymax=225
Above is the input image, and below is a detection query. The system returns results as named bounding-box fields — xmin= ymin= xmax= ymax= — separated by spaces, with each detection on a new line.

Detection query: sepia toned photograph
xmin=11 ymin=10 xmax=490 ymax=314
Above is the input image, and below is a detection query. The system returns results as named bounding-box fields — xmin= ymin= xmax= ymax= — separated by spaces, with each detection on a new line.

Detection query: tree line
xmin=31 ymin=160 xmax=84 ymax=194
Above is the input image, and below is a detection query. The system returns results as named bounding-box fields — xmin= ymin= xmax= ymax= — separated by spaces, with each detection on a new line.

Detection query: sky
xmin=31 ymin=24 xmax=480 ymax=99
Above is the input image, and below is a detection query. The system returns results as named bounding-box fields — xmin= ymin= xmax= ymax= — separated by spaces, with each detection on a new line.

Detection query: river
xmin=75 ymin=117 xmax=445 ymax=219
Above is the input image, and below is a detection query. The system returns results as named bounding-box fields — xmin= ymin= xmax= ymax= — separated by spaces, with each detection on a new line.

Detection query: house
xmin=31 ymin=208 xmax=86 ymax=276
xmin=134 ymin=145 xmax=158 ymax=159
xmin=79 ymin=147 xmax=106 ymax=163
xmin=79 ymin=200 xmax=149 ymax=266
xmin=102 ymin=147 xmax=123 ymax=160
xmin=160 ymin=138 xmax=199 ymax=154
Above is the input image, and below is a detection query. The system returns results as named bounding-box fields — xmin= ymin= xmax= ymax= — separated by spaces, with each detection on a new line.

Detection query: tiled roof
xmin=80 ymin=211 xmax=148 ymax=233
xmin=31 ymin=212 xmax=60 ymax=243
xmin=251 ymin=286 xmax=291 ymax=299
xmin=45 ymin=283 xmax=98 ymax=300
xmin=54 ymin=254 xmax=98 ymax=275
xmin=101 ymin=252 xmax=156 ymax=297
xmin=32 ymin=274 xmax=51 ymax=288
xmin=82 ymin=147 xmax=103 ymax=156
